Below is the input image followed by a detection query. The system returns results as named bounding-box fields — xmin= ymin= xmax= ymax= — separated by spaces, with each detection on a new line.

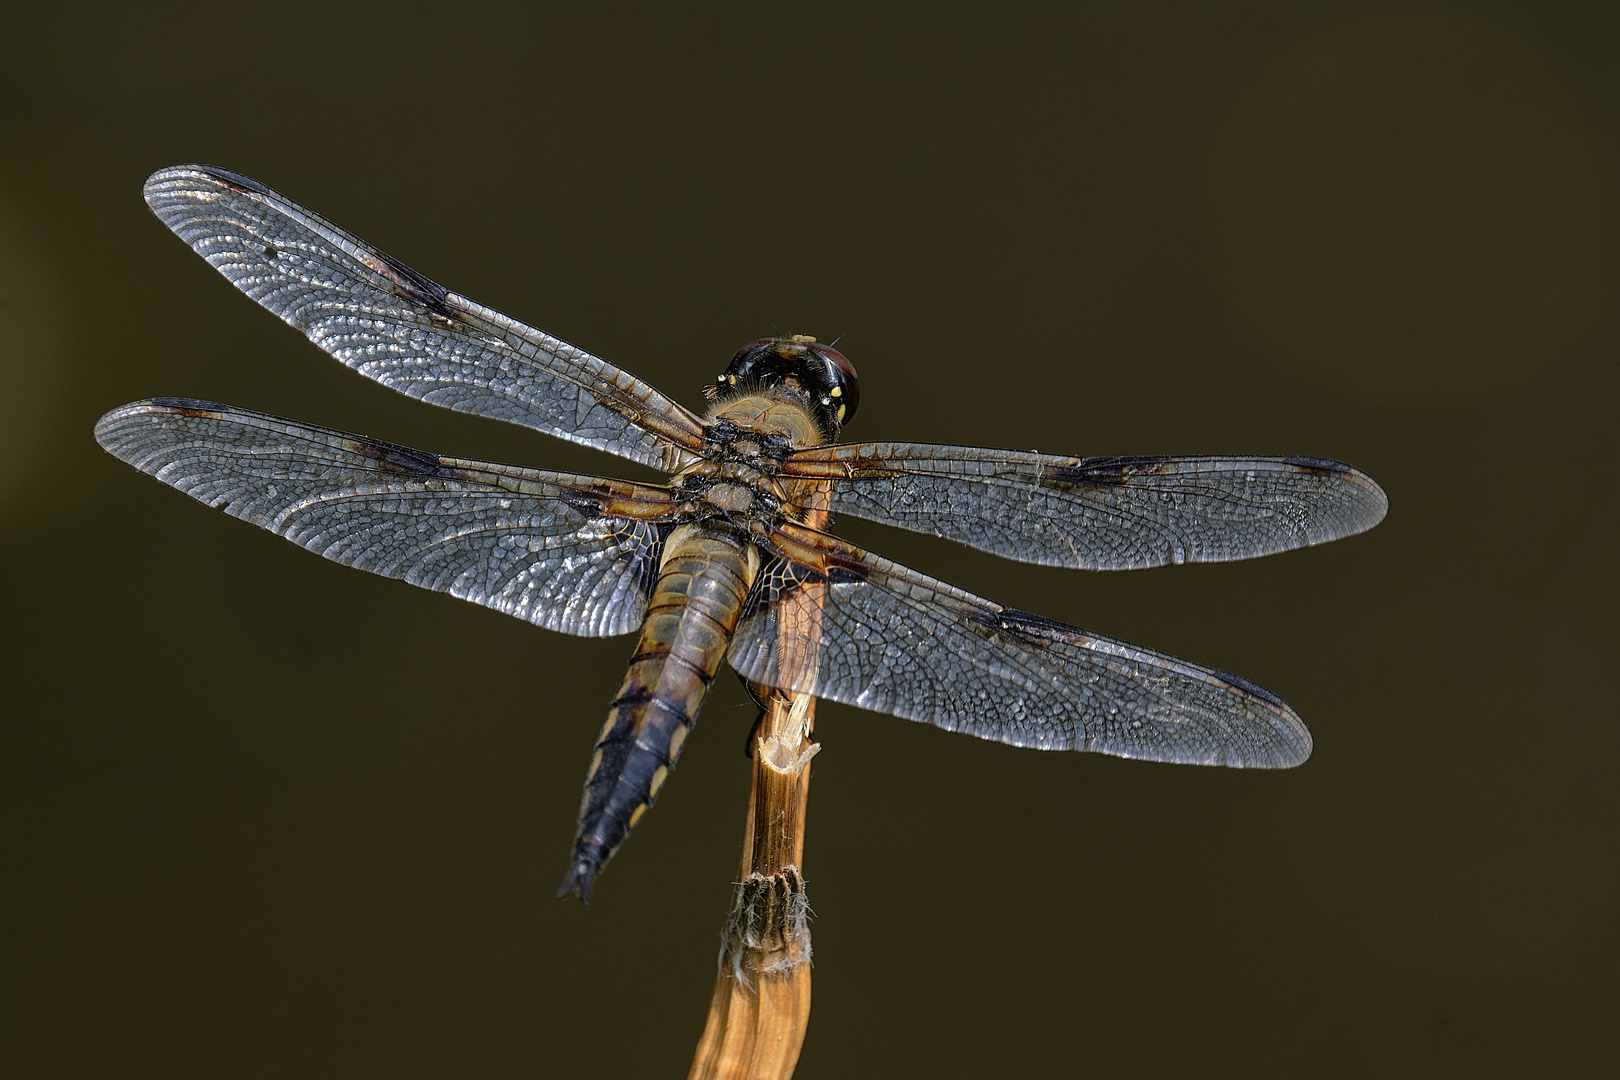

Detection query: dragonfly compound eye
xmin=808 ymin=341 xmax=859 ymax=426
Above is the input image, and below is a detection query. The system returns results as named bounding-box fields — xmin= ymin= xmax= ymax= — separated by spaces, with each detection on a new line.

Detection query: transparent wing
xmin=94 ymin=399 xmax=686 ymax=637
xmin=780 ymin=444 xmax=1387 ymax=570
xmin=143 ymin=165 xmax=709 ymax=473
xmin=728 ymin=521 xmax=1311 ymax=767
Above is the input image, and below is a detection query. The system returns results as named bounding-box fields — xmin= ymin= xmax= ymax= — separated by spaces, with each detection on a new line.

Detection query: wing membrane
xmin=728 ymin=521 xmax=1311 ymax=767
xmin=94 ymin=399 xmax=684 ymax=637
xmin=781 ymin=444 xmax=1387 ymax=570
xmin=143 ymin=165 xmax=708 ymax=472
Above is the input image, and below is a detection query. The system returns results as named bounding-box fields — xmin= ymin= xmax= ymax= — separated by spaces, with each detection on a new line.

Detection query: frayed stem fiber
xmin=687 ymin=687 xmax=818 ymax=1080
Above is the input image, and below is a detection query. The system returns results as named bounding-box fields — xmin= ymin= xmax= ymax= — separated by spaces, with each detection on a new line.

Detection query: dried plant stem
xmin=687 ymin=687 xmax=819 ymax=1080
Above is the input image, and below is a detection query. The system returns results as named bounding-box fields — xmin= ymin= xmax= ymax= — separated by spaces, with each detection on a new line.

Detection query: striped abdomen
xmin=557 ymin=523 xmax=761 ymax=902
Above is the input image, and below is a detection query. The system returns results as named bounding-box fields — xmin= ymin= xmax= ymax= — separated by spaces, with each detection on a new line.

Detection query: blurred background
xmin=2 ymin=2 xmax=1616 ymax=1076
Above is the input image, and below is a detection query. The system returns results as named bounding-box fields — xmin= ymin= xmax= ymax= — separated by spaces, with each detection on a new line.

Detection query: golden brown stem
xmin=687 ymin=687 xmax=818 ymax=1080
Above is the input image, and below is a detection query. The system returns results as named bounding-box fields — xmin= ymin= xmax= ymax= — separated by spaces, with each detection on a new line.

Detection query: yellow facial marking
xmin=585 ymin=748 xmax=603 ymax=782
xmin=649 ymin=765 xmax=669 ymax=800
xmin=668 ymin=724 xmax=689 ymax=761
xmin=629 ymin=803 xmax=647 ymax=828
xmin=829 ymin=386 xmax=842 ymax=397
xmin=836 ymin=404 xmax=846 ymax=421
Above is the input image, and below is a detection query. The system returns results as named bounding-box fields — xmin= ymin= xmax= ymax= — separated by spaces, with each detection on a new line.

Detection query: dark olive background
xmin=3 ymin=3 xmax=1617 ymax=1077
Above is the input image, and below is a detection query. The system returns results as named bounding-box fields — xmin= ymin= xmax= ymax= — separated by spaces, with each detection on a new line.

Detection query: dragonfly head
xmin=710 ymin=335 xmax=860 ymax=433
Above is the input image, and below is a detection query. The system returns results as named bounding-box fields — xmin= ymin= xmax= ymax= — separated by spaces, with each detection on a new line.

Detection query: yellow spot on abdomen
xmin=629 ymin=803 xmax=647 ymax=828
xmin=649 ymin=765 xmax=669 ymax=800
xmin=668 ymin=724 xmax=689 ymax=762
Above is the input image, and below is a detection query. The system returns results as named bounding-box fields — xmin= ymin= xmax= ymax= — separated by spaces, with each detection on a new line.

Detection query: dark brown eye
xmin=730 ymin=339 xmax=779 ymax=366
xmin=809 ymin=342 xmax=860 ymax=425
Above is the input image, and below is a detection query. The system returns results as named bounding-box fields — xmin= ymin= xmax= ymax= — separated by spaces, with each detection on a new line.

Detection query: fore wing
xmin=728 ymin=520 xmax=1312 ymax=767
xmin=143 ymin=165 xmax=709 ymax=473
xmin=94 ymin=399 xmax=685 ymax=637
xmin=780 ymin=444 xmax=1387 ymax=570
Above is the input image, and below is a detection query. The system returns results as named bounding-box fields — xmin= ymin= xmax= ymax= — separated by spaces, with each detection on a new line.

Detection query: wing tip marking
xmin=144 ymin=163 xmax=272 ymax=205
xmin=143 ymin=395 xmax=232 ymax=414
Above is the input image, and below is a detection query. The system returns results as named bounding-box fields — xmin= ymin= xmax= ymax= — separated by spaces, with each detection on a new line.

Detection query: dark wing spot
xmin=196 ymin=164 xmax=276 ymax=196
xmin=1280 ymin=455 xmax=1353 ymax=476
xmin=263 ymin=244 xmax=278 ymax=259
xmin=148 ymin=396 xmax=232 ymax=414
xmin=341 ymin=438 xmax=444 ymax=477
xmin=1044 ymin=456 xmax=1169 ymax=487
xmin=1208 ymin=668 xmax=1293 ymax=711
xmin=994 ymin=607 xmax=1097 ymax=647
xmin=366 ymin=250 xmax=466 ymax=323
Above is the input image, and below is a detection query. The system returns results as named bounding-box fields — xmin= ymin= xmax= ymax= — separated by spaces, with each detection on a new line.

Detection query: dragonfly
xmin=95 ymin=165 xmax=1388 ymax=902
